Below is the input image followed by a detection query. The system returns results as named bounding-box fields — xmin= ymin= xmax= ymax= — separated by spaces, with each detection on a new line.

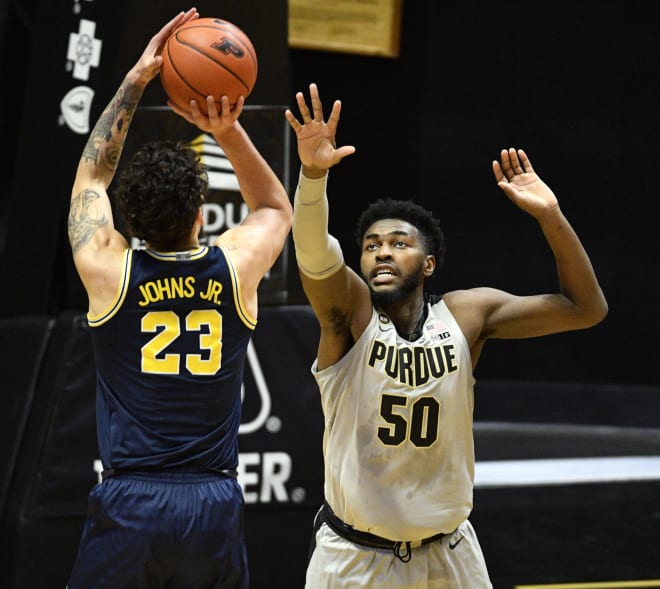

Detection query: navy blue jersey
xmin=88 ymin=245 xmax=255 ymax=473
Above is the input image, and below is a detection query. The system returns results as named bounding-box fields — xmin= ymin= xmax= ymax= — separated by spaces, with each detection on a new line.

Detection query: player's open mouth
xmin=372 ymin=266 xmax=397 ymax=284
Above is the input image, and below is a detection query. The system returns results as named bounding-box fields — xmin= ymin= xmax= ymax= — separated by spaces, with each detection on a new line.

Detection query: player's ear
xmin=424 ymin=255 xmax=435 ymax=277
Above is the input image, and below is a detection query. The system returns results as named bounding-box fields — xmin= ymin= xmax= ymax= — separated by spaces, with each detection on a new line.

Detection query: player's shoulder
xmin=442 ymin=288 xmax=513 ymax=322
xmin=442 ymin=287 xmax=503 ymax=302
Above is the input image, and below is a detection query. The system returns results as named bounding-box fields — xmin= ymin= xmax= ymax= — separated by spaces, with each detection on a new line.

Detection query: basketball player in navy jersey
xmin=285 ymin=83 xmax=608 ymax=588
xmin=65 ymin=9 xmax=292 ymax=589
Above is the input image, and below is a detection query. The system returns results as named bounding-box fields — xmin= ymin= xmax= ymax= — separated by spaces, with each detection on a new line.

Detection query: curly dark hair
xmin=354 ymin=198 xmax=447 ymax=270
xmin=114 ymin=140 xmax=209 ymax=249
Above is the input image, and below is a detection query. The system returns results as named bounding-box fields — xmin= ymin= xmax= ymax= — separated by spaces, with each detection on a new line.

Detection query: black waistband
xmin=320 ymin=501 xmax=447 ymax=562
xmin=101 ymin=468 xmax=238 ymax=481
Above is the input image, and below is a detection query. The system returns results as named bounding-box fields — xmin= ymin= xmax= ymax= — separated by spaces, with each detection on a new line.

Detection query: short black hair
xmin=354 ymin=198 xmax=446 ymax=269
xmin=114 ymin=140 xmax=209 ymax=249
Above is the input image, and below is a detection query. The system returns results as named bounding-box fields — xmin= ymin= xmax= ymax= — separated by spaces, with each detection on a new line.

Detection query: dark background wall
xmin=285 ymin=1 xmax=659 ymax=388
xmin=2 ymin=0 xmax=656 ymax=386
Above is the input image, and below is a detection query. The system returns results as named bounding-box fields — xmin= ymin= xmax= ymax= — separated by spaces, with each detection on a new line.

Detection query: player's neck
xmin=146 ymin=239 xmax=200 ymax=253
xmin=379 ymin=298 xmax=427 ymax=342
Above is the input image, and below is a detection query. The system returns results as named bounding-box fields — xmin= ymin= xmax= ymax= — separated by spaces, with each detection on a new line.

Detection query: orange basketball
xmin=160 ymin=17 xmax=258 ymax=114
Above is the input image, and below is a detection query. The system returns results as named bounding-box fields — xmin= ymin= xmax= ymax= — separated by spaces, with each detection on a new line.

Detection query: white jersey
xmin=312 ymin=298 xmax=475 ymax=542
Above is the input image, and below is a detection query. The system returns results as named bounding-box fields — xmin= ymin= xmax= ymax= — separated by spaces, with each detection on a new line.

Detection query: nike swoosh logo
xmin=448 ymin=536 xmax=464 ymax=550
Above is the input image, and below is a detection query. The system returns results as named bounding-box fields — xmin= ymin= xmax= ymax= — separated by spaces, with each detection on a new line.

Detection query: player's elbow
xmin=578 ymin=295 xmax=609 ymax=329
xmin=591 ymin=298 xmax=609 ymax=325
xmin=277 ymin=199 xmax=293 ymax=231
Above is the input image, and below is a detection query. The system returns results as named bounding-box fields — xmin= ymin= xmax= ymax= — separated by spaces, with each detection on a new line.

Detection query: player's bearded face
xmin=368 ymin=260 xmax=425 ymax=306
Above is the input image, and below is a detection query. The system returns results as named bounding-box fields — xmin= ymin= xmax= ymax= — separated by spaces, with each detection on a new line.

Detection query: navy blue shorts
xmin=66 ymin=472 xmax=248 ymax=589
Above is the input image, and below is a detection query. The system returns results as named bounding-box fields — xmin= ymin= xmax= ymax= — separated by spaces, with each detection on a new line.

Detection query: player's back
xmin=88 ymin=245 xmax=256 ymax=473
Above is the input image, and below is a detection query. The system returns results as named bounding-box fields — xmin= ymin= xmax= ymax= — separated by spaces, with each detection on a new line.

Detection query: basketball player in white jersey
xmin=285 ymin=83 xmax=608 ymax=588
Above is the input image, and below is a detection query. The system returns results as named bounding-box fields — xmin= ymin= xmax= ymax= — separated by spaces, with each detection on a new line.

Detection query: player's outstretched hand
xmin=492 ymin=148 xmax=559 ymax=217
xmin=285 ymin=83 xmax=356 ymax=177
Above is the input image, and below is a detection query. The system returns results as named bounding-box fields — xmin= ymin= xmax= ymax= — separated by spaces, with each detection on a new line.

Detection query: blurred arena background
xmin=1 ymin=1 xmax=658 ymax=587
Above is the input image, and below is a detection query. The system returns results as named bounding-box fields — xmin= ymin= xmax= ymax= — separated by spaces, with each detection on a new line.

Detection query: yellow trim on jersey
xmin=219 ymin=245 xmax=257 ymax=330
xmin=87 ymin=249 xmax=133 ymax=327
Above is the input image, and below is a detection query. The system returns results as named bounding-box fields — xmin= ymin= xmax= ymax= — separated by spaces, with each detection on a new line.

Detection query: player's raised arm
xmin=70 ymin=8 xmax=199 ymax=253
xmin=69 ymin=8 xmax=199 ymax=310
xmin=482 ymin=148 xmax=608 ymax=339
xmin=286 ymin=84 xmax=373 ymax=365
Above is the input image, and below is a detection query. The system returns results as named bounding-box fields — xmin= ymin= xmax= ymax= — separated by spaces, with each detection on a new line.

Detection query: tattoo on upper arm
xmin=68 ymin=189 xmax=108 ymax=253
xmin=69 ymin=81 xmax=142 ymax=254
xmin=80 ymin=82 xmax=141 ymax=172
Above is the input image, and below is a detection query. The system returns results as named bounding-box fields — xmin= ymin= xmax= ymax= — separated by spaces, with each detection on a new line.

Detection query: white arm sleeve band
xmin=292 ymin=168 xmax=344 ymax=280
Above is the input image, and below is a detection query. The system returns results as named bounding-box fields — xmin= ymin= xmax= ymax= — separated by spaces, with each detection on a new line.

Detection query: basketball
xmin=160 ymin=17 xmax=258 ymax=114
